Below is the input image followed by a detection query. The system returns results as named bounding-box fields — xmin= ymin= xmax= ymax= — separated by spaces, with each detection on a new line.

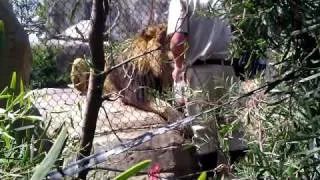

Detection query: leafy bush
xmin=0 ymin=73 xmax=67 ymax=179
xmin=221 ymin=0 xmax=320 ymax=179
xmin=0 ymin=73 xmax=44 ymax=178
xmin=30 ymin=46 xmax=70 ymax=89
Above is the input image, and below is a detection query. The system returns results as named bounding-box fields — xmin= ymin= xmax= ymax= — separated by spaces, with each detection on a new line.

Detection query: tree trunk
xmin=77 ymin=0 xmax=108 ymax=179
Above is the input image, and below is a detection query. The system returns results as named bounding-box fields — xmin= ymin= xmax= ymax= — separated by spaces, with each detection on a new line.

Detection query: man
xmin=167 ymin=0 xmax=247 ymax=175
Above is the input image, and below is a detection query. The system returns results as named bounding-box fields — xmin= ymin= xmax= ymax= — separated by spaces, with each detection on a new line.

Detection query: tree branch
xmin=77 ymin=0 xmax=108 ymax=179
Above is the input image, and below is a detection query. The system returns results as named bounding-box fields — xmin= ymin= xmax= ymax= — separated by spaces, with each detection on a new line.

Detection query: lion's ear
xmin=140 ymin=26 xmax=157 ymax=41
xmin=140 ymin=29 xmax=148 ymax=40
xmin=156 ymin=28 xmax=167 ymax=45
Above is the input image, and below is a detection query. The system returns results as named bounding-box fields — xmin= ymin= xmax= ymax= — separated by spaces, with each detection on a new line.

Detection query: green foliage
xmin=30 ymin=46 xmax=70 ymax=89
xmin=235 ymin=78 xmax=320 ymax=179
xmin=0 ymin=73 xmax=66 ymax=179
xmin=222 ymin=0 xmax=320 ymax=179
xmin=0 ymin=72 xmax=43 ymax=178
xmin=114 ymin=160 xmax=152 ymax=180
xmin=1 ymin=72 xmax=40 ymax=149
xmin=35 ymin=1 xmax=49 ymax=24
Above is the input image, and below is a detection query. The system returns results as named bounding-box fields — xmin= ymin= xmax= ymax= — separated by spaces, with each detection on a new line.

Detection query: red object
xmin=149 ymin=163 xmax=161 ymax=180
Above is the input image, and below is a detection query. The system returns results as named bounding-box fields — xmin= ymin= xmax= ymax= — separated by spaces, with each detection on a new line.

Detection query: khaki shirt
xmin=167 ymin=0 xmax=231 ymax=65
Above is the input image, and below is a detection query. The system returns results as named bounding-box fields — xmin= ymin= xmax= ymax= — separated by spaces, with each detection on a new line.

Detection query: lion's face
xmin=130 ymin=24 xmax=173 ymax=88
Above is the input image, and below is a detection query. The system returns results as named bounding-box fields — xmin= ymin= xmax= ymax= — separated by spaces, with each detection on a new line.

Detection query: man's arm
xmin=167 ymin=0 xmax=188 ymax=81
xmin=170 ymin=32 xmax=187 ymax=81
xmin=170 ymin=32 xmax=186 ymax=68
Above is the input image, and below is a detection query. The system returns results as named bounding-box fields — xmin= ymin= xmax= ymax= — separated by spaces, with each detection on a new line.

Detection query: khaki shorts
xmin=185 ymin=64 xmax=247 ymax=155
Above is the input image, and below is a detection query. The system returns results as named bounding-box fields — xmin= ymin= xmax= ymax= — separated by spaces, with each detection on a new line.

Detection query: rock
xmin=94 ymin=131 xmax=198 ymax=178
xmin=61 ymin=20 xmax=91 ymax=40
xmin=44 ymin=0 xmax=169 ymax=41
xmin=39 ymin=0 xmax=170 ymax=73
xmin=106 ymin=0 xmax=169 ymax=41
xmin=31 ymin=88 xmax=198 ymax=177
xmin=45 ymin=39 xmax=90 ymax=72
xmin=45 ymin=0 xmax=92 ymax=35
xmin=0 ymin=1 xmax=32 ymax=91
xmin=32 ymin=20 xmax=91 ymax=73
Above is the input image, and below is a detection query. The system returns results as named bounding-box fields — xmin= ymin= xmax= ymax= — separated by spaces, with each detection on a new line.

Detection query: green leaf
xmin=197 ymin=172 xmax=207 ymax=180
xmin=13 ymin=125 xmax=35 ymax=131
xmin=297 ymin=147 xmax=320 ymax=156
xmin=114 ymin=160 xmax=152 ymax=180
xmin=1 ymin=131 xmax=14 ymax=149
xmin=10 ymin=72 xmax=17 ymax=90
xmin=0 ymin=20 xmax=4 ymax=49
xmin=6 ymin=92 xmax=24 ymax=111
xmin=299 ymin=72 xmax=320 ymax=83
xmin=24 ymin=115 xmax=44 ymax=121
xmin=19 ymin=79 xmax=25 ymax=106
xmin=31 ymin=127 xmax=67 ymax=180
xmin=0 ymin=94 xmax=11 ymax=100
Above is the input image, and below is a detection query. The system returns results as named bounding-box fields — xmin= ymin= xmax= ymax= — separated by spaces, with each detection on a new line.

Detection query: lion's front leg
xmin=121 ymin=94 xmax=183 ymax=122
xmin=148 ymin=98 xmax=183 ymax=122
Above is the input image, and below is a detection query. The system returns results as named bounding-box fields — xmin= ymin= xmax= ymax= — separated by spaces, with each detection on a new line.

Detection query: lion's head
xmin=107 ymin=24 xmax=173 ymax=103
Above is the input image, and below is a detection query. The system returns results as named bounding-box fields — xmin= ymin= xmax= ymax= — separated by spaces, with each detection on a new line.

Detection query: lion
xmin=70 ymin=24 xmax=181 ymax=121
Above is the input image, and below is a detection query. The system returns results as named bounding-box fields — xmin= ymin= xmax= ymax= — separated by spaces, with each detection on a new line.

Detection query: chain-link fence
xmin=6 ymin=0 xmax=201 ymax=178
xmin=4 ymin=0 xmax=260 ymax=178
xmin=14 ymin=0 xmax=171 ymax=136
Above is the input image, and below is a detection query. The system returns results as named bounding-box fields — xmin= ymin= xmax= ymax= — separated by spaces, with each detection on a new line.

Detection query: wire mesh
xmin=3 ymin=0 xmax=276 ymax=178
xmin=8 ymin=0 xmax=195 ymax=178
xmin=8 ymin=0 xmax=171 ymax=133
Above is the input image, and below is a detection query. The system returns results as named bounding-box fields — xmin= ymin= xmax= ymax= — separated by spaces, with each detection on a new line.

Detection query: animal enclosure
xmin=13 ymin=0 xmax=192 ymax=178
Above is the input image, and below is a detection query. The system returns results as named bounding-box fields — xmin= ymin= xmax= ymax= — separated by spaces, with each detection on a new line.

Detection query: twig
xmin=104 ymin=6 xmax=120 ymax=39
xmin=45 ymin=35 xmax=89 ymax=42
xmin=101 ymin=92 xmax=121 ymax=101
xmin=101 ymin=106 xmax=123 ymax=143
xmin=75 ymin=26 xmax=86 ymax=41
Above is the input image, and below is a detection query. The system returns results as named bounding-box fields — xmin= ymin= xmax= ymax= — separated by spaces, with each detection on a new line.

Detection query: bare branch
xmin=101 ymin=106 xmax=123 ymax=143
xmin=104 ymin=6 xmax=120 ymax=39
xmin=75 ymin=26 xmax=86 ymax=41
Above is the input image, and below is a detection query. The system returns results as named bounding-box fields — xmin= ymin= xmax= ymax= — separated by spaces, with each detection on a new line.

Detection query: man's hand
xmin=172 ymin=65 xmax=185 ymax=82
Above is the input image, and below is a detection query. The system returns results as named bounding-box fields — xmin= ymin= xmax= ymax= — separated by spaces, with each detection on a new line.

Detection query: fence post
xmin=77 ymin=0 xmax=108 ymax=179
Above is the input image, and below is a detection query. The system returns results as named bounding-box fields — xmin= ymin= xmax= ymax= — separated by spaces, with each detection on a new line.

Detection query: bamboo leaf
xmin=0 ymin=131 xmax=14 ymax=149
xmin=10 ymin=72 xmax=17 ymax=90
xmin=0 ymin=86 xmax=9 ymax=96
xmin=24 ymin=115 xmax=44 ymax=121
xmin=113 ymin=160 xmax=152 ymax=180
xmin=31 ymin=127 xmax=67 ymax=180
xmin=299 ymin=72 xmax=320 ymax=83
xmin=19 ymin=79 xmax=25 ymax=106
xmin=13 ymin=125 xmax=35 ymax=131
xmin=6 ymin=93 xmax=24 ymax=111
xmin=197 ymin=172 xmax=207 ymax=180
xmin=0 ymin=20 xmax=4 ymax=49
xmin=297 ymin=147 xmax=320 ymax=156
xmin=0 ymin=94 xmax=11 ymax=99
